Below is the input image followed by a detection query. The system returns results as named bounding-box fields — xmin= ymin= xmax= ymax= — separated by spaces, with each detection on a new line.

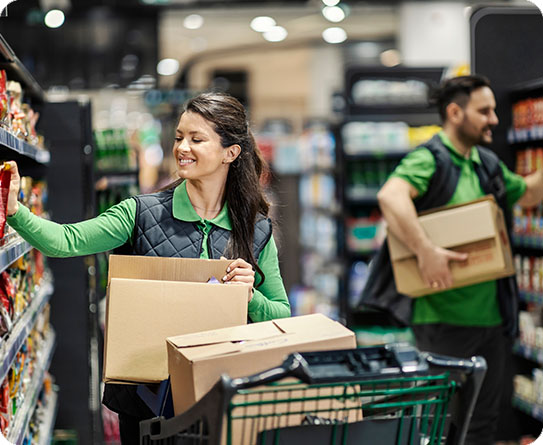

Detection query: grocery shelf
xmin=343 ymin=113 xmax=440 ymax=127
xmin=95 ymin=173 xmax=138 ymax=189
xmin=347 ymin=249 xmax=380 ymax=259
xmin=0 ymin=34 xmax=45 ymax=103
xmin=513 ymin=340 xmax=543 ymax=365
xmin=37 ymin=388 xmax=58 ymax=445
xmin=519 ymin=290 xmax=543 ymax=305
xmin=0 ymin=235 xmax=33 ymax=275
xmin=7 ymin=330 xmax=56 ymax=444
xmin=512 ymin=394 xmax=543 ymax=423
xmin=0 ymin=280 xmax=53 ymax=384
xmin=512 ymin=233 xmax=543 ymax=250
xmin=510 ymin=77 xmax=543 ymax=95
xmin=508 ymin=126 xmax=543 ymax=144
xmin=0 ymin=127 xmax=50 ymax=164
xmin=300 ymin=204 xmax=340 ymax=216
xmin=94 ymin=168 xmax=139 ymax=177
xmin=343 ymin=150 xmax=411 ymax=161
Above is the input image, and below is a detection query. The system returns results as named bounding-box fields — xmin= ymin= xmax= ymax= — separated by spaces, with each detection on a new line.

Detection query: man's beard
xmin=458 ymin=121 xmax=493 ymax=147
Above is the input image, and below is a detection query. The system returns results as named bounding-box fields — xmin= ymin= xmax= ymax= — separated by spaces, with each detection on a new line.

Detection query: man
xmin=376 ymin=75 xmax=543 ymax=445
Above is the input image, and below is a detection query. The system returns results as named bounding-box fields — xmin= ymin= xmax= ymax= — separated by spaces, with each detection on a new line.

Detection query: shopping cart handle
xmin=230 ymin=353 xmax=312 ymax=389
xmin=422 ymin=352 xmax=487 ymax=375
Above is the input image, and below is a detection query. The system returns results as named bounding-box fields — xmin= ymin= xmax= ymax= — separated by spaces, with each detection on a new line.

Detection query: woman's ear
xmin=223 ymin=144 xmax=241 ymax=164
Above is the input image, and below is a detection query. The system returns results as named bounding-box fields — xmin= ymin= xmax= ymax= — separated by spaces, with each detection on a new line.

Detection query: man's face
xmin=457 ymin=86 xmax=499 ymax=146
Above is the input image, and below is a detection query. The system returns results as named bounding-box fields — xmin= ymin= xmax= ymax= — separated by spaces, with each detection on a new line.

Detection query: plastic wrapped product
xmin=0 ymin=164 xmax=10 ymax=240
xmin=0 ymin=71 xmax=8 ymax=125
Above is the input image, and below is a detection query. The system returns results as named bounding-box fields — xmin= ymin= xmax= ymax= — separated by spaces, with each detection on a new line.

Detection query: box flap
xmin=108 ymin=255 xmax=232 ymax=285
xmin=168 ymin=321 xmax=283 ymax=348
xmin=388 ymin=200 xmax=497 ymax=261
xmin=272 ymin=313 xmax=345 ymax=335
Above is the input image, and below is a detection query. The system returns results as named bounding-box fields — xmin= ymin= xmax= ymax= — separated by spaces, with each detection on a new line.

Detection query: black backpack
xmin=358 ymin=134 xmax=519 ymax=336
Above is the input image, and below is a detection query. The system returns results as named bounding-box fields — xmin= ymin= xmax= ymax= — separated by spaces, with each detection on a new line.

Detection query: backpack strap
xmin=414 ymin=134 xmax=461 ymax=211
xmin=359 ymin=134 xmax=459 ymax=326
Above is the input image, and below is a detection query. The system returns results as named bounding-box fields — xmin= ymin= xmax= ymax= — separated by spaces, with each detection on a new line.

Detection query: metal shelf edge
xmin=0 ymin=237 xmax=33 ymax=275
xmin=512 ymin=395 xmax=543 ymax=422
xmin=0 ymin=281 xmax=54 ymax=384
xmin=519 ymin=290 xmax=543 ymax=305
xmin=513 ymin=340 xmax=543 ymax=365
xmin=7 ymin=330 xmax=56 ymax=444
xmin=0 ymin=128 xmax=50 ymax=165
xmin=37 ymin=388 xmax=58 ymax=445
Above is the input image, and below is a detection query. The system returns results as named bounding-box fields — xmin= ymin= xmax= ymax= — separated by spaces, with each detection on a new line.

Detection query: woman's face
xmin=172 ymin=111 xmax=231 ymax=183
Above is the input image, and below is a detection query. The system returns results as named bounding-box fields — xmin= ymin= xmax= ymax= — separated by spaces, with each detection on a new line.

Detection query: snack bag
xmin=0 ymin=164 xmax=11 ymax=239
xmin=6 ymin=82 xmax=24 ymax=138
xmin=0 ymin=71 xmax=8 ymax=125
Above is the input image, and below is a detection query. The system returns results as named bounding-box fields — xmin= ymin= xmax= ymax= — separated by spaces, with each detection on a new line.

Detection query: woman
xmin=6 ymin=92 xmax=291 ymax=443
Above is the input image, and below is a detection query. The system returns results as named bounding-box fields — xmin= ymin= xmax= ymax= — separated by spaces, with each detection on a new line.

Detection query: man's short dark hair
xmin=430 ymin=75 xmax=492 ymax=121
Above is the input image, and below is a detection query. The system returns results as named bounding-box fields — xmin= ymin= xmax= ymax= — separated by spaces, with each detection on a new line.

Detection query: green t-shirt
xmin=389 ymin=131 xmax=526 ymax=326
xmin=7 ymin=181 xmax=290 ymax=322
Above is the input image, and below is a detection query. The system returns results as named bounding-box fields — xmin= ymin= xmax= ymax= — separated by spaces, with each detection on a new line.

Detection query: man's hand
xmin=417 ymin=245 xmax=468 ymax=290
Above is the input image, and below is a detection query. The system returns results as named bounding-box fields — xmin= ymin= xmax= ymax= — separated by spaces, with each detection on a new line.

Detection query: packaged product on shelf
xmin=0 ymin=380 xmax=9 ymax=433
xmin=6 ymin=82 xmax=25 ymax=139
xmin=348 ymin=261 xmax=369 ymax=309
xmin=0 ymin=71 xmax=8 ymax=127
xmin=514 ymin=374 xmax=535 ymax=403
xmin=21 ymin=103 xmax=40 ymax=146
xmin=0 ymin=164 xmax=11 ymax=241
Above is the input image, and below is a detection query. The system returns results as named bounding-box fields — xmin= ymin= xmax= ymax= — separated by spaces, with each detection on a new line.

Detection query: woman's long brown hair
xmin=166 ymin=92 xmax=270 ymax=285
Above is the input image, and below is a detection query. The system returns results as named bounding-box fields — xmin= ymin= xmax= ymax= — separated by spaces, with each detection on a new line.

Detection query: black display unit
xmin=470 ymin=5 xmax=543 ymax=440
xmin=337 ymin=66 xmax=444 ymax=326
xmin=39 ymin=101 xmax=101 ymax=445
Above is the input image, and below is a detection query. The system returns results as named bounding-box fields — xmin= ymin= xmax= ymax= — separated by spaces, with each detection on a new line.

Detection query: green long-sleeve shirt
xmin=7 ymin=181 xmax=290 ymax=322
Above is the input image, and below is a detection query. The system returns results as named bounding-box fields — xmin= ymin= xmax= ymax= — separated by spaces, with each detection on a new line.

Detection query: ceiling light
xmin=322 ymin=27 xmax=347 ymax=44
xmin=322 ymin=6 xmax=345 ymax=23
xmin=322 ymin=0 xmax=340 ymax=5
xmin=44 ymin=9 xmax=65 ymax=28
xmin=263 ymin=26 xmax=287 ymax=43
xmin=183 ymin=14 xmax=203 ymax=30
xmin=250 ymin=16 xmax=276 ymax=33
xmin=157 ymin=58 xmax=180 ymax=76
xmin=380 ymin=49 xmax=401 ymax=67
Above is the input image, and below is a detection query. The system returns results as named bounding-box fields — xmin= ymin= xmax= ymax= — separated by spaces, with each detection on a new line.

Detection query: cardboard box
xmin=103 ymin=255 xmax=249 ymax=384
xmin=387 ymin=196 xmax=515 ymax=297
xmin=166 ymin=313 xmax=356 ymax=415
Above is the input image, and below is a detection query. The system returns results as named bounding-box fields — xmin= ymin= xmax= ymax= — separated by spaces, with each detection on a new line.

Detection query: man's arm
xmin=378 ymin=177 xmax=468 ymax=290
xmin=517 ymin=169 xmax=543 ymax=208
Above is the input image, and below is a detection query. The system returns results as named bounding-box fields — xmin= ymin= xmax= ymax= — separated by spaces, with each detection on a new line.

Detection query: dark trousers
xmin=118 ymin=412 xmax=150 ymax=445
xmin=412 ymin=324 xmax=508 ymax=445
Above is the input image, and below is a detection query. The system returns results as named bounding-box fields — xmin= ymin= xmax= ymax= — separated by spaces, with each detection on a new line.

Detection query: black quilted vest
xmin=359 ymin=134 xmax=519 ymax=337
xmin=103 ymin=187 xmax=273 ymax=418
xmin=130 ymin=188 xmax=272 ymax=261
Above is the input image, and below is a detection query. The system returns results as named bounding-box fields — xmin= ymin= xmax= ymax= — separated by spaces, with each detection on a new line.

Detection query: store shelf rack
xmin=519 ymin=290 xmax=543 ymax=305
xmin=7 ymin=330 xmax=56 ymax=444
xmin=0 ymin=34 xmax=44 ymax=103
xmin=0 ymin=235 xmax=32 ymax=275
xmin=513 ymin=340 xmax=543 ymax=366
xmin=0 ymin=280 xmax=53 ymax=384
xmin=0 ymin=127 xmax=50 ymax=165
xmin=37 ymin=389 xmax=58 ymax=445
xmin=343 ymin=150 xmax=412 ymax=161
xmin=513 ymin=233 xmax=543 ymax=250
xmin=512 ymin=395 xmax=543 ymax=423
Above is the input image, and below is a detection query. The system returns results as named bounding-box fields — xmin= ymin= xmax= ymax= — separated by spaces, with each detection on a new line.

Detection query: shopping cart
xmin=140 ymin=343 xmax=487 ymax=445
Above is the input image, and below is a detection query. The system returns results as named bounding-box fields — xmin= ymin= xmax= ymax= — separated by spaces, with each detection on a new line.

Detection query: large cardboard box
xmin=387 ymin=196 xmax=515 ymax=297
xmin=103 ymin=255 xmax=249 ymax=384
xmin=166 ymin=313 xmax=356 ymax=415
